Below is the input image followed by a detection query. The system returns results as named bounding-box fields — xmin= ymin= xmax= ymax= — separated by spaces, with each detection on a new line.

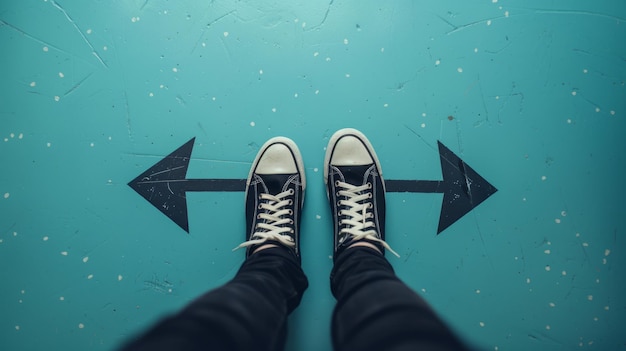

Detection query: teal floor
xmin=2 ymin=0 xmax=625 ymax=350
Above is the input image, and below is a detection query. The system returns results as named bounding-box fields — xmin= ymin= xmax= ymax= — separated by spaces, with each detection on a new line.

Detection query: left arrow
xmin=127 ymin=138 xmax=245 ymax=232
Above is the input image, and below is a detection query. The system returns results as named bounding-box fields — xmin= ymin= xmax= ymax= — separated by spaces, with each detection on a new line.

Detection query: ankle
xmin=251 ymin=243 xmax=279 ymax=255
xmin=346 ymin=241 xmax=382 ymax=255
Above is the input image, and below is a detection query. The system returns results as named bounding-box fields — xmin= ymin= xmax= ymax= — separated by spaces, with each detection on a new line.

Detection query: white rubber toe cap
xmin=330 ymin=136 xmax=373 ymax=166
xmin=324 ymin=128 xmax=383 ymax=183
xmin=256 ymin=143 xmax=298 ymax=174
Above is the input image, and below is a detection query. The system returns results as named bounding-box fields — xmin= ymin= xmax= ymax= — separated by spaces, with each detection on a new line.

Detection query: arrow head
xmin=128 ymin=138 xmax=195 ymax=232
xmin=436 ymin=141 xmax=497 ymax=234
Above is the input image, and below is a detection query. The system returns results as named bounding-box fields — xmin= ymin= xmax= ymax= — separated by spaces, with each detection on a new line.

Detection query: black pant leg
xmin=330 ymin=247 xmax=467 ymax=351
xmin=120 ymin=247 xmax=308 ymax=351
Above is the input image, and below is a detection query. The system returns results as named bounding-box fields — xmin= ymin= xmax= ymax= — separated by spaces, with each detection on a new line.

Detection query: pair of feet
xmin=234 ymin=128 xmax=399 ymax=261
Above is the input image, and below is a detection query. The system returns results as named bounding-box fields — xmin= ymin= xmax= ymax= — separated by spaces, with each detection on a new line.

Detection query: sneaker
xmin=233 ymin=137 xmax=306 ymax=259
xmin=324 ymin=128 xmax=398 ymax=260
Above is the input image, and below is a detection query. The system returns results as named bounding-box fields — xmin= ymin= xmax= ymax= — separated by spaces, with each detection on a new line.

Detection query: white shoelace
xmin=336 ymin=181 xmax=400 ymax=257
xmin=233 ymin=189 xmax=296 ymax=251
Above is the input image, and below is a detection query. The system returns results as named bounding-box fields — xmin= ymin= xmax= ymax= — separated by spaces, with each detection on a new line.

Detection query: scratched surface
xmin=1 ymin=0 xmax=625 ymax=350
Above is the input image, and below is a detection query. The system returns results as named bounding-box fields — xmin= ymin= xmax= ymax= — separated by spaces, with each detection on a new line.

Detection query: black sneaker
xmin=324 ymin=128 xmax=398 ymax=260
xmin=234 ymin=137 xmax=305 ymax=259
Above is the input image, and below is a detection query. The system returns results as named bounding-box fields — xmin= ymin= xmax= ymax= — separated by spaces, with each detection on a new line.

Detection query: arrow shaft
xmin=140 ymin=179 xmax=445 ymax=193
xmin=385 ymin=180 xmax=444 ymax=193
xmin=184 ymin=179 xmax=246 ymax=192
xmin=136 ymin=179 xmax=247 ymax=192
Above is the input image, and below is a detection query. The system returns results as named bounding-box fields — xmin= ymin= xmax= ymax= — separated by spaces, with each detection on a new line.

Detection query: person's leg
xmin=324 ymin=128 xmax=467 ymax=351
xmin=121 ymin=247 xmax=307 ymax=351
xmin=120 ymin=137 xmax=308 ymax=351
xmin=331 ymin=247 xmax=467 ymax=351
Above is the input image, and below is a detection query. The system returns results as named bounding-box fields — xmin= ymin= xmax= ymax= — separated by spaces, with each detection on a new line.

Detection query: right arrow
xmin=386 ymin=141 xmax=497 ymax=234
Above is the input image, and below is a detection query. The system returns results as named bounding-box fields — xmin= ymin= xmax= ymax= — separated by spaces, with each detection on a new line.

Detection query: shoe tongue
xmin=336 ymin=165 xmax=372 ymax=186
xmin=257 ymin=173 xmax=293 ymax=194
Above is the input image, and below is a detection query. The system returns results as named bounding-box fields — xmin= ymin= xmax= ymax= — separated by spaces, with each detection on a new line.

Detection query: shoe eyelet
xmin=288 ymin=209 xmax=293 ymax=215
xmin=368 ymin=203 xmax=373 ymax=208
xmin=336 ymin=192 xmax=340 ymax=197
xmin=258 ymin=204 xmax=263 ymax=209
xmin=290 ymin=229 xmax=295 ymax=234
xmin=257 ymin=214 xmax=262 ymax=219
xmin=368 ymin=193 xmax=373 ymax=198
xmin=289 ymin=189 xmax=295 ymax=195
xmin=335 ymin=180 xmax=340 ymax=186
xmin=367 ymin=182 xmax=372 ymax=189
xmin=288 ymin=199 xmax=293 ymax=205
xmin=289 ymin=219 xmax=294 ymax=224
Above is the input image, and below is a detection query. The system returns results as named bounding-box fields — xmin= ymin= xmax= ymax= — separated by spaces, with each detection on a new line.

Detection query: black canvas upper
xmin=327 ymin=164 xmax=386 ymax=261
